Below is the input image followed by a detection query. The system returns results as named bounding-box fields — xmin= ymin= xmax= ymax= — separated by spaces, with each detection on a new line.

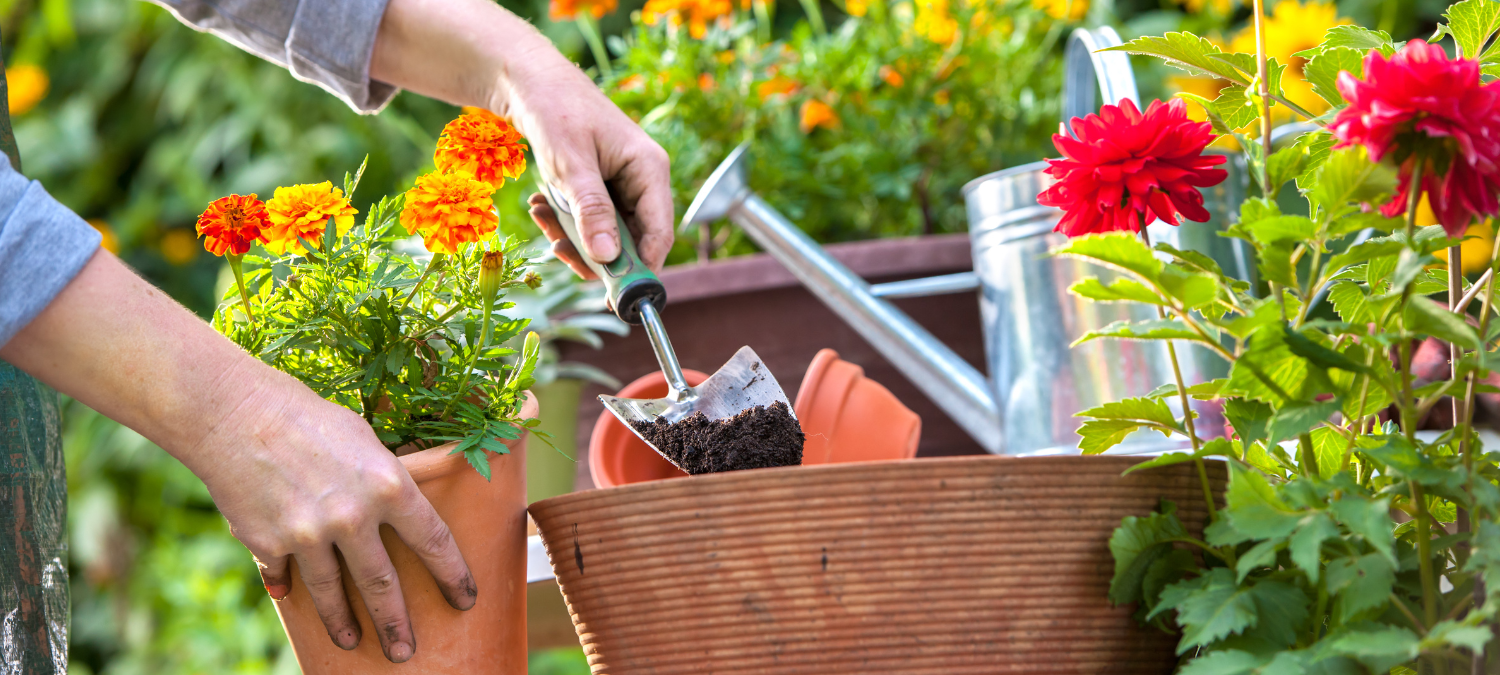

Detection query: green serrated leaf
xmin=1446 ymin=0 xmax=1500 ymax=59
xmin=1109 ymin=505 xmax=1188 ymax=605
xmin=1320 ymin=25 xmax=1397 ymax=55
xmin=1265 ymin=398 xmax=1341 ymax=448
xmin=1331 ymin=494 xmax=1396 ymax=563
xmin=1074 ymin=319 xmax=1206 ymax=346
xmin=1234 ymin=539 xmax=1282 ymax=582
xmin=1304 ymin=46 xmax=1365 ymax=108
xmin=1225 ymin=462 xmax=1301 ymax=539
xmin=1079 ymin=397 xmax=1180 ymax=428
xmin=1281 ymin=327 xmax=1369 ymax=375
xmin=1051 ymin=232 xmax=1162 ymax=281
xmin=1104 ymin=33 xmax=1249 ymax=83
xmin=1243 ymin=215 xmax=1318 ymax=245
xmin=1327 ymin=625 xmax=1419 ymax=672
xmin=1177 ymin=649 xmax=1268 ymax=675
xmin=1310 ymin=147 xmax=1398 ymax=221
xmin=1326 ymin=553 xmax=1395 ymax=623
xmin=1165 ymin=568 xmax=1260 ymax=653
xmin=1078 ymin=418 xmax=1143 ymax=455
xmin=1406 ymin=298 xmax=1482 ymax=350
xmin=1069 ymin=277 xmax=1164 ymax=305
xmin=1289 ymin=511 xmax=1337 ymax=582
xmin=1257 ymin=241 xmax=1298 ymax=288
xmin=1223 ymin=397 xmax=1274 ymax=449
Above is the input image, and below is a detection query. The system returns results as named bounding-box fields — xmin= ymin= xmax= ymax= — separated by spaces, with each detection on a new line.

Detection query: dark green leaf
xmin=1326 ymin=625 xmax=1419 ymax=671
xmin=1406 ymin=298 xmax=1482 ymax=351
xmin=1177 ymin=649 xmax=1268 ymax=675
xmin=1265 ymin=398 xmax=1341 ymax=448
xmin=1235 ymin=539 xmax=1282 ymax=582
xmin=1330 ymin=495 xmax=1396 ymax=563
xmin=1109 ymin=505 xmax=1188 ymax=605
xmin=1223 ymin=398 xmax=1274 ymax=450
xmin=1226 ymin=462 xmax=1301 ymax=539
xmin=1282 ymin=327 xmax=1368 ymax=375
xmin=1325 ymin=553 xmax=1394 ymax=622
xmin=1289 ymin=511 xmax=1337 ymax=582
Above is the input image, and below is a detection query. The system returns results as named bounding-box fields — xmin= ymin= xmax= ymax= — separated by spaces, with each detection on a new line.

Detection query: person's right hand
xmin=190 ymin=374 xmax=477 ymax=663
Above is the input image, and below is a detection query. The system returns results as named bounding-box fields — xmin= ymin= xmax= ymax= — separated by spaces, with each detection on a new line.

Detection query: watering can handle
xmin=1062 ymin=27 xmax=1140 ymax=133
xmin=534 ymin=177 xmax=667 ymax=325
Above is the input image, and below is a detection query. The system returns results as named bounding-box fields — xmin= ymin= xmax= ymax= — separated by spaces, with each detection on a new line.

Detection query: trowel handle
xmin=536 ymin=179 xmax=666 ymax=325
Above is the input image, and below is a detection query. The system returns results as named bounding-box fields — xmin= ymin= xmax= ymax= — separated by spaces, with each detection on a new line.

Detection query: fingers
xmin=295 ymin=547 xmax=362 ymax=651
xmin=341 ymin=530 xmax=417 ymax=663
xmin=387 ymin=490 xmax=477 ymax=613
xmin=613 ymin=141 xmax=675 ymax=273
xmin=527 ymin=193 xmax=595 ymax=279
xmin=255 ymin=552 xmax=292 ymax=601
xmin=557 ymin=166 xmax=622 ymax=265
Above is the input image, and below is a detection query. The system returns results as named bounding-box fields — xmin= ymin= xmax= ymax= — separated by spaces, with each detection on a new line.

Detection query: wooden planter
xmin=274 ymin=394 xmax=537 ymax=673
xmin=530 ymin=455 xmax=1222 ymax=674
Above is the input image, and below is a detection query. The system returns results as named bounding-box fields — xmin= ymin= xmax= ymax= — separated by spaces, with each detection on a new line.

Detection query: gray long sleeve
xmin=0 ymin=156 xmax=102 ymax=347
xmin=147 ymin=0 xmax=399 ymax=113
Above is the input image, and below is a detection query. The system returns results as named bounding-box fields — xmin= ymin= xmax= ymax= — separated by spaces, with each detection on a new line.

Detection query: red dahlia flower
xmin=1330 ymin=39 xmax=1500 ymax=236
xmin=1038 ymin=98 xmax=1227 ymax=238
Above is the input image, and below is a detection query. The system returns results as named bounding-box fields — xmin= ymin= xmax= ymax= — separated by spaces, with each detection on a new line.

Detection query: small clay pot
xmin=531 ymin=455 xmax=1222 ymax=674
xmin=273 ymin=394 xmax=537 ymax=674
xmin=797 ymin=348 xmax=921 ymax=464
xmin=588 ymin=369 xmax=706 ymax=488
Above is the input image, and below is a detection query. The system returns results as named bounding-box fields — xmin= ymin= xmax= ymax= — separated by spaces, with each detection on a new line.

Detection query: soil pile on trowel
xmin=631 ymin=400 xmax=804 ymax=475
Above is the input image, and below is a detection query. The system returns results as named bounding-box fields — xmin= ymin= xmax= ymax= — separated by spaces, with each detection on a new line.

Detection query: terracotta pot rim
xmin=538 ymin=453 xmax=1221 ymax=510
xmin=401 ymin=391 xmax=539 ymax=485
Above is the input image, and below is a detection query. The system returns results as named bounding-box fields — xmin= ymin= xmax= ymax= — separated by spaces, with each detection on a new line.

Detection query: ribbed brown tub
xmin=529 ymin=455 xmax=1223 ymax=674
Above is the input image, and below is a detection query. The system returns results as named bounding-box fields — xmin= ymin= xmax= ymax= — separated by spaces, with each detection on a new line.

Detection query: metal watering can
xmin=681 ymin=27 xmax=1254 ymax=455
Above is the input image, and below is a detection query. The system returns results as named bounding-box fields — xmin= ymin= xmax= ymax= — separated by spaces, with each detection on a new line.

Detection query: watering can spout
xmin=683 ymin=144 xmax=1004 ymax=453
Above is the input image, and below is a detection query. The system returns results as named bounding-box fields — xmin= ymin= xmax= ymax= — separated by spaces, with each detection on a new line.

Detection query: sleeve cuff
xmin=285 ymin=0 xmax=401 ymax=114
xmin=0 ymin=162 xmax=102 ymax=348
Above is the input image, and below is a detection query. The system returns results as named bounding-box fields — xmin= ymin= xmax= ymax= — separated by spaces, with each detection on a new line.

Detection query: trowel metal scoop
xmin=535 ymin=177 xmax=794 ymax=471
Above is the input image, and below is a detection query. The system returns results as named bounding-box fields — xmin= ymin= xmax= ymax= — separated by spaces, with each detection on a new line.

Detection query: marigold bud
xmin=479 ymin=251 xmax=505 ymax=313
xmin=523 ymin=270 xmax=543 ymax=290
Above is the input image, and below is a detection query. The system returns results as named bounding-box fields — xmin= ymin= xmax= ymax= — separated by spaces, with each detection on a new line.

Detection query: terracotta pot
xmin=274 ymin=394 xmax=537 ymax=673
xmin=797 ymin=348 xmax=920 ymax=465
xmin=530 ymin=455 xmax=1222 ymax=674
xmin=588 ymin=369 xmax=706 ymax=489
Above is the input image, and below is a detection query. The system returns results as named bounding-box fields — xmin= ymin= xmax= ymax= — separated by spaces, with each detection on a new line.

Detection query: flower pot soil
xmin=629 ymin=400 xmax=804 ymax=474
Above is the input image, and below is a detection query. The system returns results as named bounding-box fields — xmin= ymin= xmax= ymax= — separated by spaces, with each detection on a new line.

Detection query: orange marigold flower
xmin=642 ymin=0 xmax=734 ymax=38
xmin=6 ymin=65 xmax=47 ymax=116
xmin=400 ymin=171 xmax=499 ymax=255
xmin=878 ymin=65 xmax=904 ymax=88
xmin=261 ymin=181 xmax=358 ymax=255
xmin=160 ymin=229 xmax=198 ymax=265
xmin=799 ymin=99 xmax=840 ymax=134
xmin=434 ymin=108 xmax=529 ymax=188
xmin=87 ymin=219 xmax=119 ymax=254
xmin=717 ymin=50 xmax=737 ymax=64
xmin=699 ymin=73 xmax=717 ymax=91
xmin=757 ymin=76 xmax=799 ymax=99
xmin=549 ymin=0 xmax=618 ymax=20
xmin=845 ymin=0 xmax=867 ymax=16
xmin=933 ymin=89 xmax=951 ymax=106
xmin=196 ymin=194 xmax=269 ymax=257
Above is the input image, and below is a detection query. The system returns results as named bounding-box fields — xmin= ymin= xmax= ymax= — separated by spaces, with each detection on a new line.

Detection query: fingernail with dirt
xmin=264 ymin=583 xmax=289 ymax=601
xmin=389 ymin=641 xmax=414 ymax=662
xmin=590 ymin=232 xmax=618 ymax=261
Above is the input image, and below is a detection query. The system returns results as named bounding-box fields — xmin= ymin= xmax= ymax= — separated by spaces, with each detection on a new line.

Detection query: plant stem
xmin=575 ymin=13 xmax=614 ymax=79
xmin=1458 ymin=228 xmax=1500 ymax=675
xmin=753 ymin=0 xmax=773 ymax=43
xmin=1252 ymin=0 xmax=1272 ymax=196
xmin=1412 ymin=480 xmax=1441 ymax=629
xmin=1142 ymin=227 xmax=1216 ymax=520
xmin=399 ymin=253 xmax=444 ymax=316
xmin=227 ymin=254 xmax=256 ymax=325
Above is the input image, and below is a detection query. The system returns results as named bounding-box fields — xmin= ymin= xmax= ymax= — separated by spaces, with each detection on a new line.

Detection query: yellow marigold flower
xmin=550 ymin=0 xmax=618 ymax=20
xmin=717 ymin=51 xmax=737 ymax=64
xmin=400 ymin=171 xmax=499 ymax=255
xmin=1230 ymin=0 xmax=1348 ymax=122
xmin=261 ymin=182 xmax=357 ymax=255
xmin=87 ymin=219 xmax=120 ymax=254
xmin=913 ymin=0 xmax=958 ymax=45
xmin=799 ymin=99 xmax=840 ymax=134
xmin=879 ymin=65 xmax=904 ymax=88
xmin=1175 ymin=0 xmax=1232 ymax=13
xmin=5 ymin=65 xmax=47 ymax=115
xmin=757 ymin=76 xmax=799 ymax=99
xmin=434 ymin=108 xmax=529 ymax=188
xmin=161 ymin=229 xmax=199 ymax=265
xmin=1033 ymin=0 xmax=1086 ymax=20
xmin=845 ymin=0 xmax=867 ymax=16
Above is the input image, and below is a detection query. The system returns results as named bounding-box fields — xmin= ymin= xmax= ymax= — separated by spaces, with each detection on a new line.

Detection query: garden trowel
xmin=534 ymin=177 xmax=794 ymax=472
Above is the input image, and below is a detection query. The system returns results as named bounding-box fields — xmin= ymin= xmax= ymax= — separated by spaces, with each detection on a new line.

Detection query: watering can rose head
xmin=1038 ymin=98 xmax=1227 ymax=237
xmin=1329 ymin=39 xmax=1500 ymax=237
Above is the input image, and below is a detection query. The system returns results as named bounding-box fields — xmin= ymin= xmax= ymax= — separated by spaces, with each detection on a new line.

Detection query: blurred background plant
xmin=0 ymin=0 xmax=1449 ymax=671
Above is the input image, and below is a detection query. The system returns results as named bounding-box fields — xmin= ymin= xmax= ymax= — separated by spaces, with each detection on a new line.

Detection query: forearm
xmin=370 ymin=0 xmax=570 ymax=114
xmin=0 ymin=250 xmax=290 ymax=470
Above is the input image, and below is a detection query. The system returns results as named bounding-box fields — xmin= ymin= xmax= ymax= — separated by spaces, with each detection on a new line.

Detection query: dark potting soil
xmin=630 ymin=400 xmax=805 ymax=475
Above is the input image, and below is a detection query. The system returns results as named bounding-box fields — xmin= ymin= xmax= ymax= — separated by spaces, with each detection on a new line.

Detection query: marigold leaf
xmin=1319 ymin=25 xmax=1397 ymax=56
xmin=1225 ymin=462 xmax=1301 ymax=540
xmin=1166 ymin=568 xmax=1259 ymax=653
xmin=1223 ymin=397 xmax=1274 ymax=450
xmin=1077 ymin=419 xmax=1141 ymax=455
xmin=1104 ymin=33 xmax=1248 ymax=83
xmin=1304 ymin=46 xmax=1365 ymax=108
xmin=1326 ymin=553 xmax=1394 ymax=623
xmin=1330 ymin=494 xmax=1396 ymax=563
xmin=1108 ymin=504 xmax=1188 ymax=606
xmin=1289 ymin=511 xmax=1338 ymax=583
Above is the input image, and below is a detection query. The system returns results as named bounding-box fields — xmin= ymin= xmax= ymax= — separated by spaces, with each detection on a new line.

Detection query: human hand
xmin=502 ymin=57 xmax=674 ymax=278
xmin=189 ymin=375 xmax=476 ymax=663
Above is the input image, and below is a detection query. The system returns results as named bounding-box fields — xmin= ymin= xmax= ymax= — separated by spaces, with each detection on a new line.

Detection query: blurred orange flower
xmin=717 ymin=51 xmax=736 ymax=64
xmin=196 ymin=194 xmax=269 ymax=257
xmin=6 ymin=65 xmax=47 ymax=115
xmin=160 ymin=229 xmax=198 ymax=265
xmin=262 ymin=182 xmax=358 ymax=255
xmin=550 ymin=0 xmax=618 ymax=20
xmin=642 ymin=0 xmax=734 ymax=38
xmin=434 ymin=108 xmax=529 ymax=187
xmin=933 ymin=89 xmax=951 ymax=106
xmin=799 ymin=100 xmax=840 ymax=134
xmin=845 ymin=0 xmax=867 ymax=16
xmin=87 ymin=219 xmax=119 ymax=254
xmin=878 ymin=65 xmax=904 ymax=88
xmin=699 ymin=73 xmax=717 ymax=91
xmin=757 ymin=76 xmax=799 ymax=99
xmin=400 ymin=171 xmax=499 ymax=255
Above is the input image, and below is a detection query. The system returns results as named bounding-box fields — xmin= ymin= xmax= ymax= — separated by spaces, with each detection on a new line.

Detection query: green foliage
xmin=1068 ymin=5 xmax=1500 ymax=673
